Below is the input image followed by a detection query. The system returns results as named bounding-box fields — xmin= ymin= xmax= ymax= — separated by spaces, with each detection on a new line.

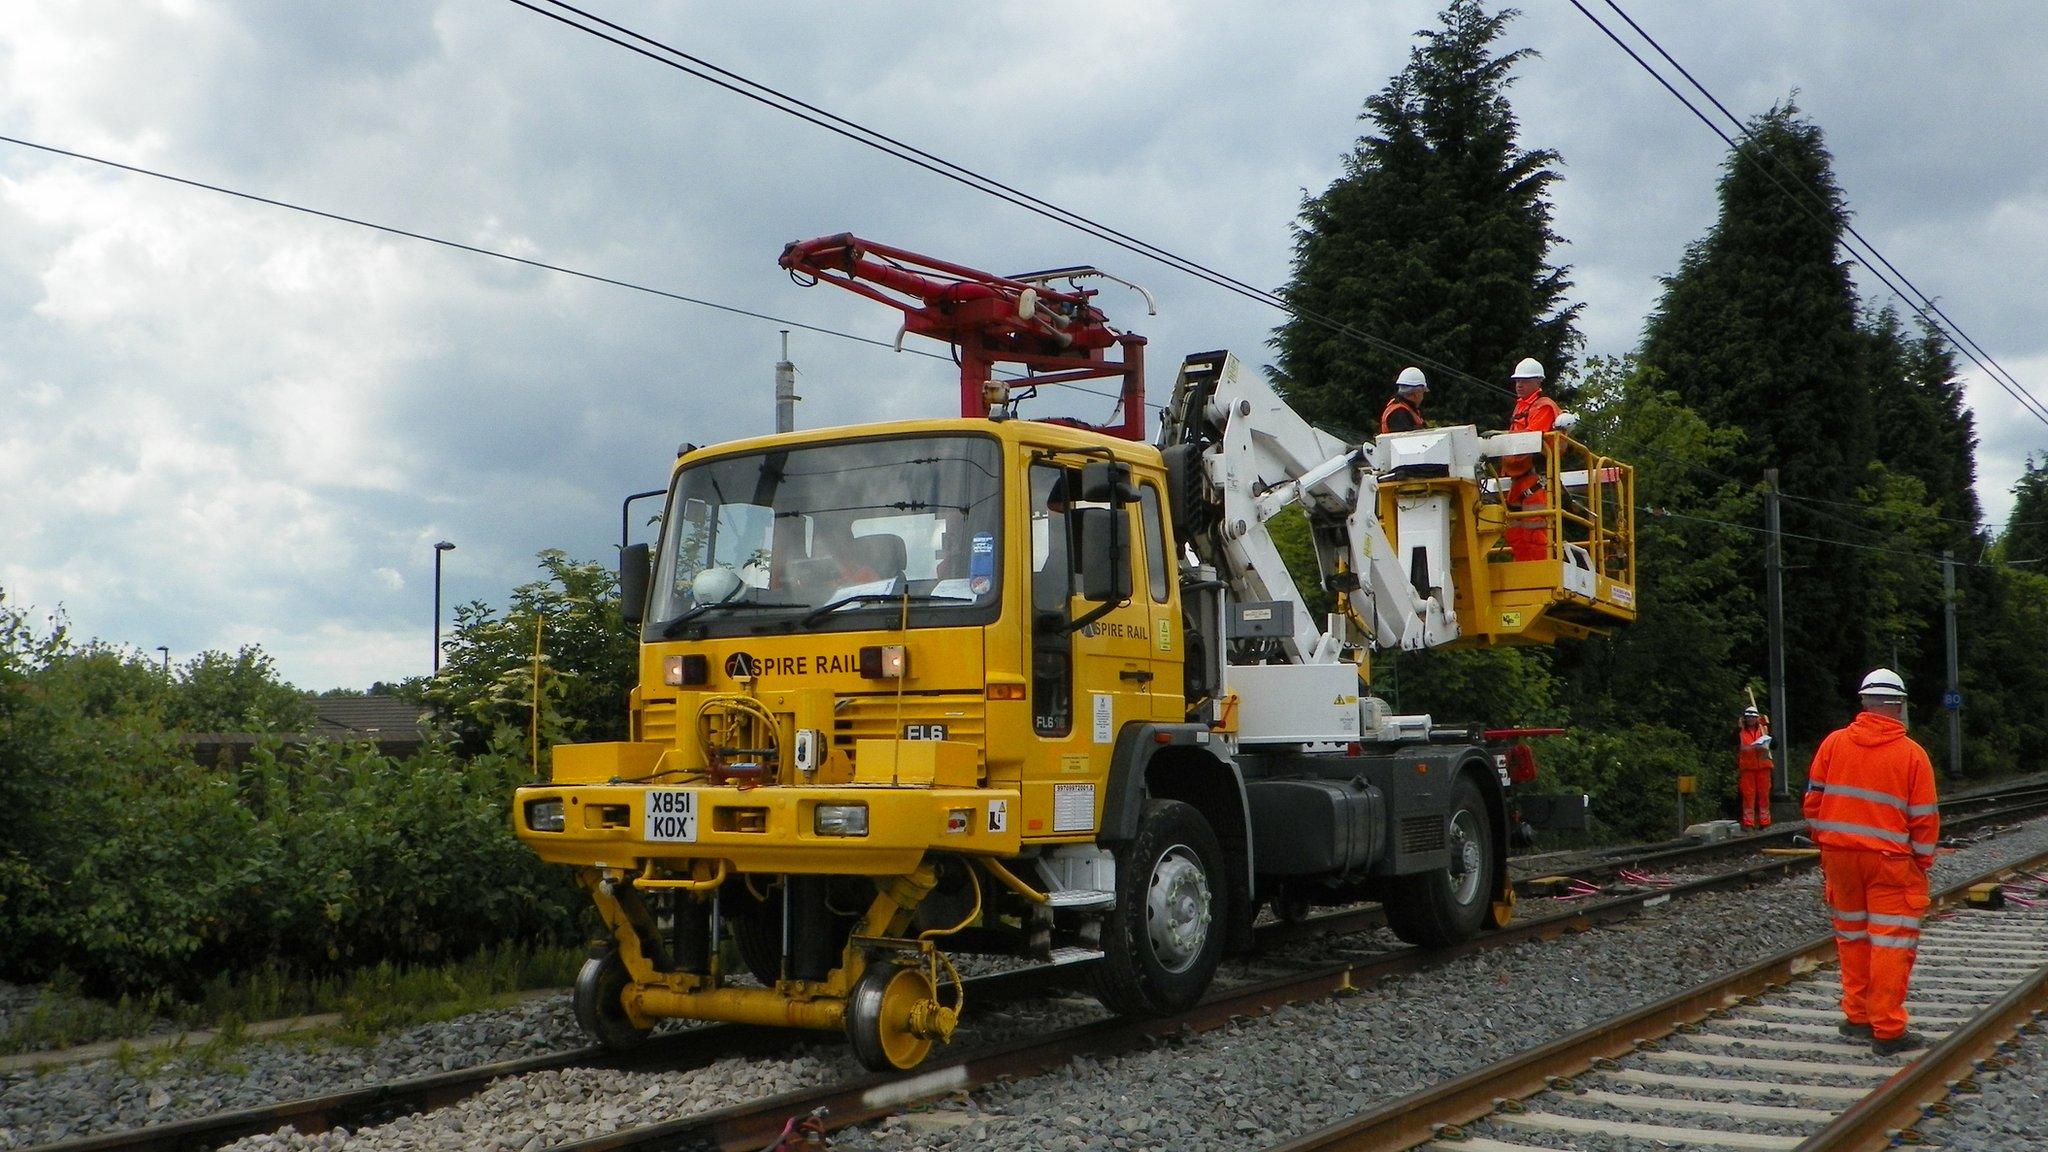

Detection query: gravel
xmin=1913 ymin=1015 xmax=2048 ymax=1151
xmin=5 ymin=814 xmax=2045 ymax=1152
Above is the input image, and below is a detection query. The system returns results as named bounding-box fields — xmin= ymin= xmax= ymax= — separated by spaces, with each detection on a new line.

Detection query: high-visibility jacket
xmin=1502 ymin=391 xmax=1560 ymax=480
xmin=1380 ymin=396 xmax=1425 ymax=435
xmin=1801 ymin=711 xmax=1939 ymax=867
xmin=1737 ymin=717 xmax=1773 ymax=773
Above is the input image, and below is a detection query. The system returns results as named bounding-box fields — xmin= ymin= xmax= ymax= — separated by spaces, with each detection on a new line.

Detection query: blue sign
xmin=1943 ymin=690 xmax=1963 ymax=711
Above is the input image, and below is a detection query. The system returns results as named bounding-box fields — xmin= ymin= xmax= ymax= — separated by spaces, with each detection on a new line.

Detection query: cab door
xmin=1022 ymin=460 xmax=1154 ymax=838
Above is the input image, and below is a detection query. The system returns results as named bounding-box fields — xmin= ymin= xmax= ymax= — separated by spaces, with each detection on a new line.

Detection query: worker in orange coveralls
xmin=1737 ymin=705 xmax=1774 ymax=828
xmin=1501 ymin=357 xmax=1560 ymax=562
xmin=1802 ymin=668 xmax=1939 ymax=1056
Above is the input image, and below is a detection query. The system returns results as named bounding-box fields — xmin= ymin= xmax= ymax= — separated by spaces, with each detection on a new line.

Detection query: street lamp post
xmin=433 ymin=541 xmax=456 ymax=674
xmin=156 ymin=646 xmax=170 ymax=676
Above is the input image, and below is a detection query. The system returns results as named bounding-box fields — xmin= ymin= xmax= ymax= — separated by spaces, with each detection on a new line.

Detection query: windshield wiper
xmin=660 ymin=600 xmax=804 ymax=638
xmin=798 ymin=593 xmax=973 ymax=627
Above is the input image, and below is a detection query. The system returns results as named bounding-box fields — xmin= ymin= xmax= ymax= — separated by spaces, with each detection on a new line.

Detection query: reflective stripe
xmin=1811 ymin=820 xmax=1909 ymax=844
xmin=1819 ymin=782 xmax=1910 ymax=811
xmin=1835 ymin=930 xmax=1870 ymax=942
xmin=1907 ymin=803 xmax=1939 ymax=816
xmin=1829 ymin=908 xmax=1870 ymax=922
xmin=1867 ymin=912 xmax=1921 ymax=929
xmin=1912 ymin=840 xmax=1938 ymax=854
xmin=1806 ymin=782 xmax=1827 ymax=793
xmin=1869 ymin=934 xmax=1919 ymax=951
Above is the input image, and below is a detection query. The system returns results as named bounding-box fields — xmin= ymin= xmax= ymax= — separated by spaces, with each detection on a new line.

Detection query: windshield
xmin=647 ymin=433 xmax=1004 ymax=638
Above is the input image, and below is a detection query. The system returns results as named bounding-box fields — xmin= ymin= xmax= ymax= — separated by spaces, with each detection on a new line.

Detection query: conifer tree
xmin=1997 ymin=455 xmax=2048 ymax=565
xmin=1272 ymin=0 xmax=1579 ymax=432
xmin=1637 ymin=101 xmax=1873 ymax=739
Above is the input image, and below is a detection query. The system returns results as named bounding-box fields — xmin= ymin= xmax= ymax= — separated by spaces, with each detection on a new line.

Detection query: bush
xmin=1534 ymin=723 xmax=1726 ymax=843
xmin=10 ymin=739 xmax=587 ymax=997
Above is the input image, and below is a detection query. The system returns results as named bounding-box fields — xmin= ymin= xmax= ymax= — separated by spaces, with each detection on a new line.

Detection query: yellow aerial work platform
xmin=1378 ymin=431 xmax=1636 ymax=647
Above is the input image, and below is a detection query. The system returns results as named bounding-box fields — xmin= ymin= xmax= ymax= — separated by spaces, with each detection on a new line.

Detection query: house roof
xmin=309 ymin=696 xmax=435 ymax=736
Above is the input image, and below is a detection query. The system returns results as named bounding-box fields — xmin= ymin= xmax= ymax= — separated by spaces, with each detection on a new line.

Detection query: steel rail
xmin=535 ymin=832 xmax=1911 ymax=1151
xmin=1795 ymin=937 xmax=2048 ymax=1150
xmin=28 ymin=778 xmax=2046 ymax=1152
xmin=13 ymin=964 xmax=1080 ymax=1152
xmin=1512 ymin=777 xmax=2048 ymax=893
xmin=1264 ymin=848 xmax=2048 ymax=1151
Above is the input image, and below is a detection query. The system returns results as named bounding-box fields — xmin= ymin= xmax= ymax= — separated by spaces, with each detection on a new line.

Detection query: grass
xmin=1 ymin=942 xmax=583 ymax=1057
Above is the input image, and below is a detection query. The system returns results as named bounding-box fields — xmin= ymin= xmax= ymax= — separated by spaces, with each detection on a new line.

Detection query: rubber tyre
xmin=1089 ymin=798 xmax=1227 ymax=1017
xmin=573 ymin=948 xmax=652 ymax=1051
xmin=845 ymin=962 xmax=936 ymax=1072
xmin=1381 ymin=773 xmax=1495 ymax=948
xmin=725 ymin=887 xmax=784 ymax=984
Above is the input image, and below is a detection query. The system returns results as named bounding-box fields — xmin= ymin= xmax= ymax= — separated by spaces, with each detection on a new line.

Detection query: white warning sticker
xmin=986 ymin=799 xmax=1008 ymax=833
xmin=1092 ymin=692 xmax=1114 ymax=744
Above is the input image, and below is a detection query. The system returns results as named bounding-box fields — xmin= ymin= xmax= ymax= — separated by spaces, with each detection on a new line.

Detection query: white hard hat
xmin=1858 ymin=667 xmax=1907 ymax=700
xmin=1396 ymin=366 xmax=1428 ymax=391
xmin=1742 ymin=705 xmax=1760 ymax=717
xmin=1512 ymin=357 xmax=1546 ymax=381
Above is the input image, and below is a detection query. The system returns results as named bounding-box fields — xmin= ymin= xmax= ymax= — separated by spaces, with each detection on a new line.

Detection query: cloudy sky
xmin=3 ymin=1 xmax=2043 ymax=690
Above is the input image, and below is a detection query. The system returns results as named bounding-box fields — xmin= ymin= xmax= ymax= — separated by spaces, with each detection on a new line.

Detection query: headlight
xmin=814 ymin=803 xmax=869 ymax=837
xmin=527 ymin=799 xmax=566 ymax=833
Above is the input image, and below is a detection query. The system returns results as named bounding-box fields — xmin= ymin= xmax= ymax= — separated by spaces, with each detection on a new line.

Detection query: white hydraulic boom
xmin=1160 ymin=351 xmax=1462 ymax=668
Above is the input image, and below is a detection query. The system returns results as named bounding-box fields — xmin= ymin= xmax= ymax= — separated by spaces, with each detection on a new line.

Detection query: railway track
xmin=1265 ymin=851 xmax=2048 ymax=1152
xmin=21 ymin=783 xmax=2048 ymax=1152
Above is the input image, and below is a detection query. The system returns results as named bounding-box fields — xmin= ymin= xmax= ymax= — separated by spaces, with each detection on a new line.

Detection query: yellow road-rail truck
xmin=514 ymin=235 xmax=1636 ymax=1070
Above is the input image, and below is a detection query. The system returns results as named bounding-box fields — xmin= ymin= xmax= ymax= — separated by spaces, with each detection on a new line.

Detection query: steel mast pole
xmin=1943 ymin=550 xmax=1962 ymax=776
xmin=1764 ymin=469 xmax=1789 ymax=798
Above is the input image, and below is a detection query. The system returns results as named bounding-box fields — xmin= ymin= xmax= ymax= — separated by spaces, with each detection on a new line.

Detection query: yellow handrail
xmin=632 ymin=859 xmax=730 ymax=893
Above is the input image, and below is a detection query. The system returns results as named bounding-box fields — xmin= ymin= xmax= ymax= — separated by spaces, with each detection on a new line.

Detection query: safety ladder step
xmin=1047 ymin=946 xmax=1104 ymax=965
xmin=1044 ymin=889 xmax=1115 ymax=909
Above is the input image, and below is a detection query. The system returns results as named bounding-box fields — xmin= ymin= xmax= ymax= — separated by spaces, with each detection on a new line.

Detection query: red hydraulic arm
xmin=779 ymin=233 xmax=1149 ymax=440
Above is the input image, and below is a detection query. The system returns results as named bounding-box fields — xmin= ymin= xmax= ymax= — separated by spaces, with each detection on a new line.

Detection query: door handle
xmin=1119 ymin=668 xmax=1155 ymax=684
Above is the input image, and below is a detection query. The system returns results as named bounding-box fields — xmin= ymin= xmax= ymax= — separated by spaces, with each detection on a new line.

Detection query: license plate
xmin=643 ymin=790 xmax=697 ymax=843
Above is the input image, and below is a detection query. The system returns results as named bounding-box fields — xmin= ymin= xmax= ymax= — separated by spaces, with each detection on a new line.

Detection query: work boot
xmin=1871 ymin=1030 xmax=1929 ymax=1056
xmin=1837 ymin=1021 xmax=1873 ymax=1040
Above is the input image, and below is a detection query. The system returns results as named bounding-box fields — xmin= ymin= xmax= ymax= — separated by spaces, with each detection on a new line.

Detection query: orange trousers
xmin=1821 ymin=848 xmax=1929 ymax=1040
xmin=1738 ymin=769 xmax=1773 ymax=827
xmin=1504 ymin=471 xmax=1549 ymax=562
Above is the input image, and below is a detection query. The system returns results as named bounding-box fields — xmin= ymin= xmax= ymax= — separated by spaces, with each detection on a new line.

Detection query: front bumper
xmin=515 ymin=781 xmax=1024 ymax=875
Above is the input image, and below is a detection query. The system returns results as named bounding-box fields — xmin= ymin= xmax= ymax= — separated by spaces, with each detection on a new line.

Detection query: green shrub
xmin=1534 ymin=723 xmax=1725 ymax=843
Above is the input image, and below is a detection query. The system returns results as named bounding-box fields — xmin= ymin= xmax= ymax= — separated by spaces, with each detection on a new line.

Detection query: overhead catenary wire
xmin=4 ymin=131 xmax=2015 ymax=569
xmin=0 ymin=133 xmax=1144 ymax=415
xmin=505 ymin=0 xmax=1521 ymax=404
xmin=1572 ymin=0 xmax=2048 ymax=434
xmin=4 ymin=28 xmax=2023 ymax=563
xmin=510 ymin=0 xmax=2040 ymax=551
xmin=1640 ymin=504 xmax=2025 ymax=569
xmin=1595 ymin=0 xmax=2048 ymax=429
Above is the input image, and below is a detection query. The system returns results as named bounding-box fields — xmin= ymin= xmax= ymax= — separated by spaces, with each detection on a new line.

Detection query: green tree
xmin=1997 ymin=455 xmax=2048 ymax=566
xmin=163 ymin=646 xmax=312 ymax=732
xmin=1272 ymin=0 xmax=1579 ymax=432
xmin=424 ymin=550 xmax=637 ymax=758
xmin=1637 ymin=100 xmax=1874 ymax=739
xmin=1862 ymin=307 xmax=1980 ymax=534
xmin=1559 ymin=358 xmax=1757 ymax=777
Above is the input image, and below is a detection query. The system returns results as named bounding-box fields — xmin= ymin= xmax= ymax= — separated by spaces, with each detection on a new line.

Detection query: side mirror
xmin=1080 ymin=460 xmax=1138 ymax=506
xmin=1076 ymin=507 xmax=1132 ymax=604
xmin=619 ymin=543 xmax=651 ymax=625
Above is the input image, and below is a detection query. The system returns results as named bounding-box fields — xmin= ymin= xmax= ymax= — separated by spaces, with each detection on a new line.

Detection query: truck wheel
xmin=1382 ymin=773 xmax=1495 ymax=948
xmin=1090 ymin=799 xmax=1226 ymax=1017
xmin=573 ymin=948 xmax=652 ymax=1051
